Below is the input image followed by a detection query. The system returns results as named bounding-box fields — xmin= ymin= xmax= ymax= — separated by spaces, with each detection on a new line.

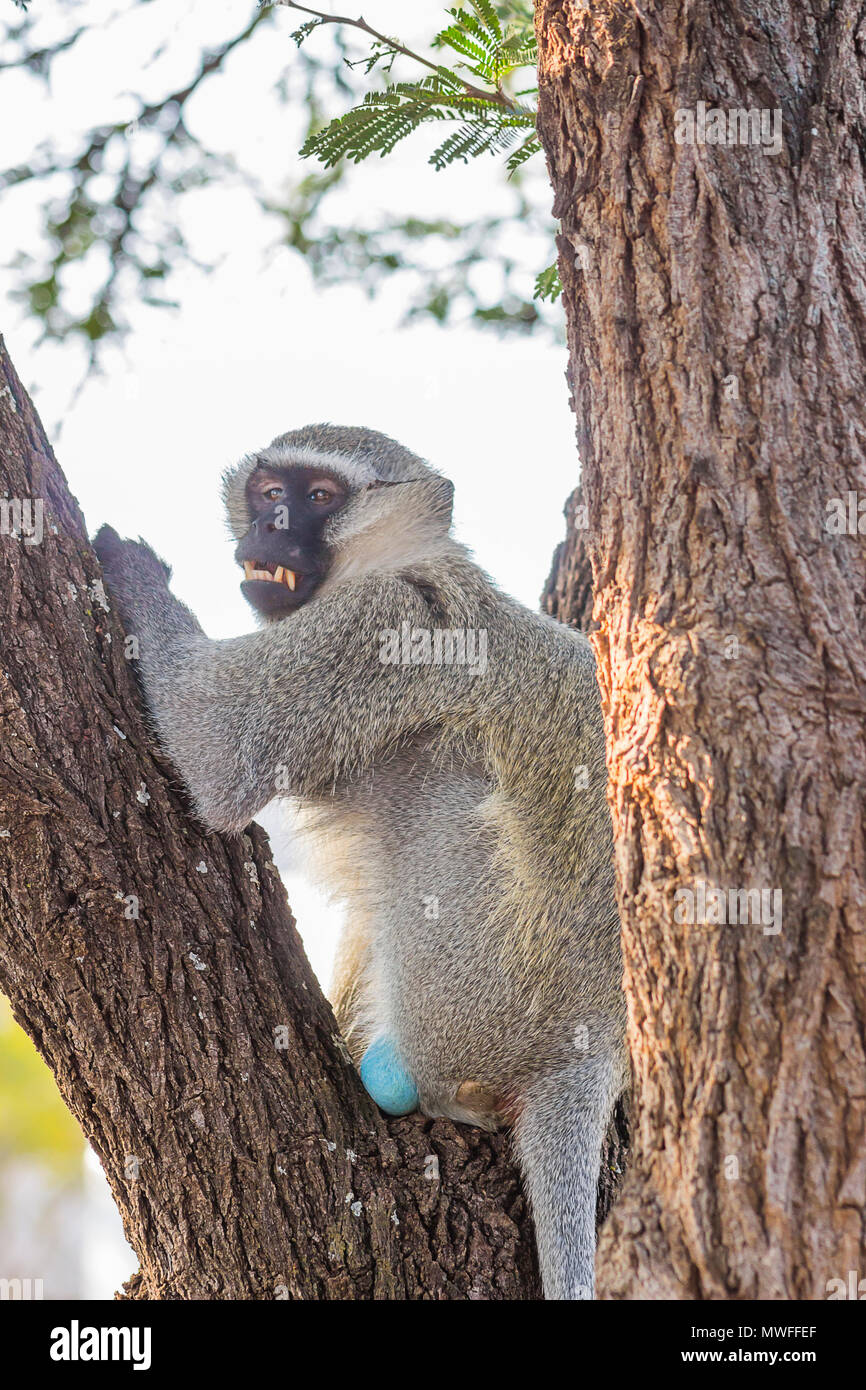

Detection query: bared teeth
xmin=243 ymin=561 xmax=298 ymax=588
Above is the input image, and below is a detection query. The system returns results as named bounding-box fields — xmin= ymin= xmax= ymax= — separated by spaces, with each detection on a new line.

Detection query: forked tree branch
xmin=0 ymin=336 xmax=540 ymax=1300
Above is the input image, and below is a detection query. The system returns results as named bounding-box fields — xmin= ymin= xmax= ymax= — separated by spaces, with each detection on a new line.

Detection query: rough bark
xmin=536 ymin=0 xmax=866 ymax=1298
xmin=0 ymin=338 xmax=540 ymax=1300
xmin=541 ymin=481 xmax=596 ymax=634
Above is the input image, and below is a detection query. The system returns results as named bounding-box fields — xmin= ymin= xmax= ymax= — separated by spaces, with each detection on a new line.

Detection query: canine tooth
xmin=244 ymin=561 xmax=253 ymax=580
xmin=274 ymin=566 xmax=285 ymax=583
xmin=284 ymin=569 xmax=296 ymax=591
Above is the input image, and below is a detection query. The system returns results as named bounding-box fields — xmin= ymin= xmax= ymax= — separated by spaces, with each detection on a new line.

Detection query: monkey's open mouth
xmin=243 ymin=561 xmax=297 ymax=591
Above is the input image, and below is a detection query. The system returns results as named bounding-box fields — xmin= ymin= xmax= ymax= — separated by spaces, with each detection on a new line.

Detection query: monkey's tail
xmin=513 ymin=1052 xmax=623 ymax=1300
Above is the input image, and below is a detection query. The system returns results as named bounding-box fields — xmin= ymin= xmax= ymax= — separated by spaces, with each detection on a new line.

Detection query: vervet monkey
xmin=94 ymin=424 xmax=627 ymax=1300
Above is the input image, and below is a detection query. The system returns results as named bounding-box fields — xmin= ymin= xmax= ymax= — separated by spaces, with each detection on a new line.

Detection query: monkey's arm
xmin=94 ymin=527 xmax=482 ymax=833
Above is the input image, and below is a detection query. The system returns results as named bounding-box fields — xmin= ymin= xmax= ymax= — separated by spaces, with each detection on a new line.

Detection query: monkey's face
xmin=235 ymin=464 xmax=348 ymax=618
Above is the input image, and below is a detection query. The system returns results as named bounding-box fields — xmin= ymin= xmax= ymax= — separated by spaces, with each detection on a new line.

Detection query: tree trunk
xmin=541 ymin=482 xmax=595 ymax=635
xmin=0 ymin=337 xmax=540 ymax=1300
xmin=536 ymin=0 xmax=866 ymax=1298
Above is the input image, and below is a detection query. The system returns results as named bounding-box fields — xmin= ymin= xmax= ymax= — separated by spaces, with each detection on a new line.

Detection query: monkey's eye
xmin=307 ymin=487 xmax=335 ymax=505
xmin=264 ymin=486 xmax=284 ymax=501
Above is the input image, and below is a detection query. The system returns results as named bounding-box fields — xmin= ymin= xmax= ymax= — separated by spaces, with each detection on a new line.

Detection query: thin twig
xmin=274 ymin=1 xmax=514 ymax=108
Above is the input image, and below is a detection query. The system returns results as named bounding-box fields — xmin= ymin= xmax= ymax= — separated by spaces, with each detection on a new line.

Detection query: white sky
xmin=1 ymin=1 xmax=580 ymax=983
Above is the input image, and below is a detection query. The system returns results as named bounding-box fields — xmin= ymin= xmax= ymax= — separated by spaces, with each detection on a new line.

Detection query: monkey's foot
xmin=359 ymin=1037 xmax=419 ymax=1117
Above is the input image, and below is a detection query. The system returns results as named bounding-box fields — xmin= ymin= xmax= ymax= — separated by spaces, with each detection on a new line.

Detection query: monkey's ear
xmin=426 ymin=474 xmax=455 ymax=522
xmin=363 ymin=474 xmax=454 ymax=526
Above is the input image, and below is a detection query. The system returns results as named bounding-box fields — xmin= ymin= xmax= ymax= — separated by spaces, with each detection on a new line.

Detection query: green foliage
xmin=1 ymin=1 xmax=560 ymax=368
xmin=0 ymin=997 xmax=83 ymax=1175
xmin=300 ymin=2 xmax=539 ymax=172
xmin=535 ymin=262 xmax=562 ymax=303
xmin=1 ymin=3 xmax=274 ymax=369
xmin=278 ymin=200 xmax=552 ymax=333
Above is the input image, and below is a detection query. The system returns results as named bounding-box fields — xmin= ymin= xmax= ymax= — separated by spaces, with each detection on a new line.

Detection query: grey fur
xmin=94 ymin=424 xmax=628 ymax=1300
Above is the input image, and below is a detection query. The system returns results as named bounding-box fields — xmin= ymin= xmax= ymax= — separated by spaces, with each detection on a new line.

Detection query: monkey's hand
xmin=93 ymin=524 xmax=171 ymax=611
xmin=93 ymin=524 xmax=202 ymax=658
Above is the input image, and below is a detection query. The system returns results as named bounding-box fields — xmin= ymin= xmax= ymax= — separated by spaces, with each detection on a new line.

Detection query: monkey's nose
xmin=251 ymin=508 xmax=296 ymax=542
xmin=247 ymin=511 xmax=307 ymax=566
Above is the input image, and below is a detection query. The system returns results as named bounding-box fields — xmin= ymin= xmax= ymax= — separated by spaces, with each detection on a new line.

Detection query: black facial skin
xmin=235 ymin=464 xmax=349 ymax=618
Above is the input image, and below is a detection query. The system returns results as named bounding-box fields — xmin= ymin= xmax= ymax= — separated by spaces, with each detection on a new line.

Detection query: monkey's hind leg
xmin=513 ymin=1053 xmax=622 ymax=1300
